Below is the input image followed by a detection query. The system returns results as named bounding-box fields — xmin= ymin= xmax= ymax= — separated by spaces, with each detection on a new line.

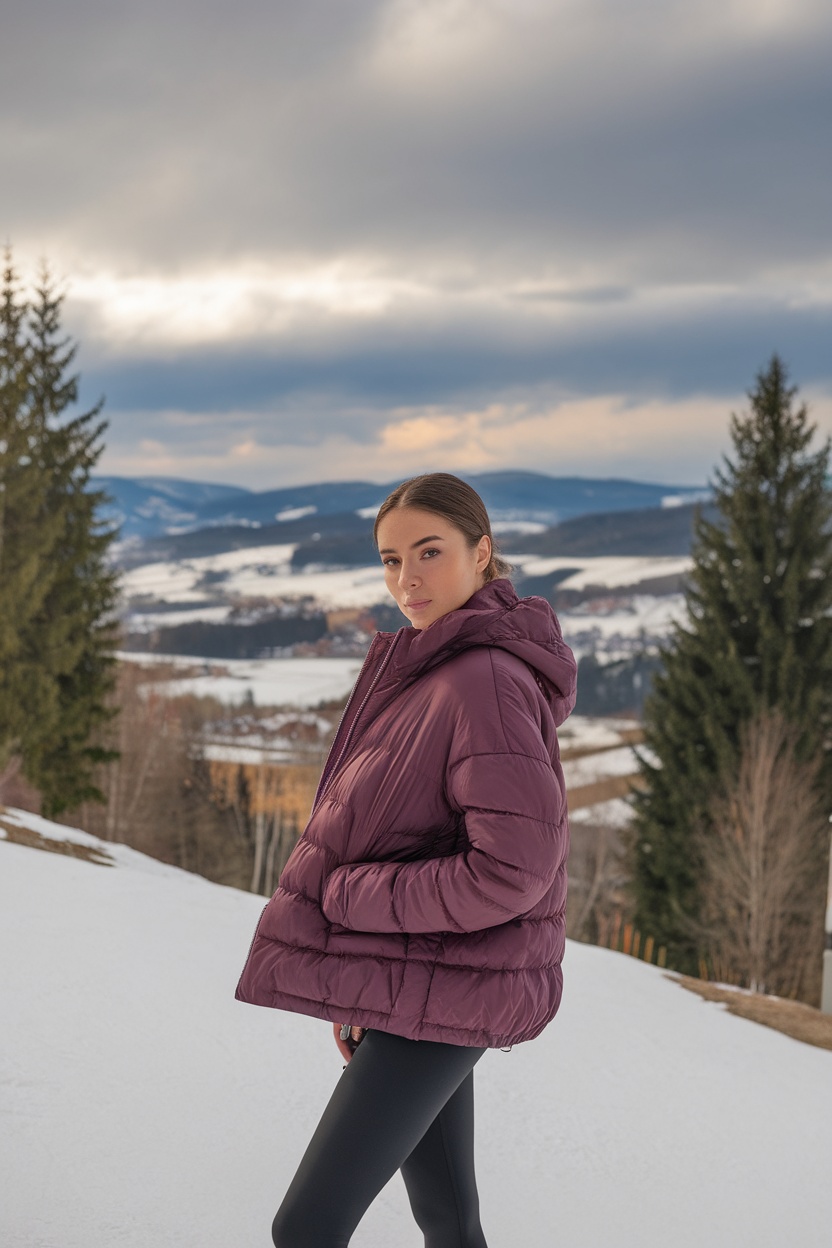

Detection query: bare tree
xmin=697 ymin=709 xmax=828 ymax=1001
xmin=567 ymin=820 xmax=631 ymax=944
xmin=68 ymin=663 xmax=250 ymax=888
xmin=208 ymin=758 xmax=312 ymax=895
xmin=0 ymin=754 xmax=40 ymax=812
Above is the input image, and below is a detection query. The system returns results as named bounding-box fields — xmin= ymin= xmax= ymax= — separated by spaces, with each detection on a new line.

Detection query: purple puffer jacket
xmin=235 ymin=578 xmax=577 ymax=1048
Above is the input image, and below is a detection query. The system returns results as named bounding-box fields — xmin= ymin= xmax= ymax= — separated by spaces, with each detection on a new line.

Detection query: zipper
xmin=311 ymin=637 xmax=381 ymax=812
xmin=238 ymin=632 xmax=400 ymax=991
xmin=313 ymin=630 xmax=401 ymax=812
xmin=240 ymin=638 xmax=381 ymax=978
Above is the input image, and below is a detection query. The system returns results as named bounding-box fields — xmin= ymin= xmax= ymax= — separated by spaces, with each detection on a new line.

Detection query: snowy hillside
xmin=122 ymin=650 xmax=364 ymax=707
xmin=121 ymin=548 xmax=692 ymax=618
xmin=119 ymin=546 xmax=691 ymax=672
xmin=2 ymin=808 xmax=830 ymax=1248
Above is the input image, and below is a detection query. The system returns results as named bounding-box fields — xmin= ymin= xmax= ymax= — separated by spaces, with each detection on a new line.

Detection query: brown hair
xmin=373 ymin=472 xmax=512 ymax=583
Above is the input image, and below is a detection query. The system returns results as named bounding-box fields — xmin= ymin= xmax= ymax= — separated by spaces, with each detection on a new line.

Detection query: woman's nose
xmin=398 ymin=561 xmax=421 ymax=588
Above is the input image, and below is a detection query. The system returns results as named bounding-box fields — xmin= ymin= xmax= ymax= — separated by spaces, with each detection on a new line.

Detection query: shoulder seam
xmin=487 ymin=647 xmax=510 ymax=751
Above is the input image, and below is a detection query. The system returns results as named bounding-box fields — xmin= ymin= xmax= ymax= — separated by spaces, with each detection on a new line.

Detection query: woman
xmin=236 ymin=472 xmax=577 ymax=1247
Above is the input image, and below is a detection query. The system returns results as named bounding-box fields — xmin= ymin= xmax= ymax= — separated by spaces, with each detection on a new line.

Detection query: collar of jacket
xmin=384 ymin=577 xmax=577 ymax=726
xmin=314 ymin=578 xmax=577 ymax=810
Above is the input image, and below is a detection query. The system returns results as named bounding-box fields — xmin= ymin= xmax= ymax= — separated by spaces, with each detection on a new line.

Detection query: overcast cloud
xmin=3 ymin=0 xmax=831 ymax=487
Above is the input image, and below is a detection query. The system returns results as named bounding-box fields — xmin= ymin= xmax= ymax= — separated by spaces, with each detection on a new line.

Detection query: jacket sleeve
xmin=321 ymin=677 xmax=567 ymax=934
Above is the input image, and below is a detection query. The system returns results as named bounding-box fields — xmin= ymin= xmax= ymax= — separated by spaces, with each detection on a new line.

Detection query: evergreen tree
xmin=631 ymin=356 xmax=832 ymax=973
xmin=0 ymin=252 xmax=62 ymax=755
xmin=0 ymin=252 xmax=120 ymax=815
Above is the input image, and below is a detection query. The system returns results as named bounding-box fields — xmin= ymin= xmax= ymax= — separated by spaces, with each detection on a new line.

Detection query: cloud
xmin=99 ymin=381 xmax=832 ymax=493
xmin=73 ymin=278 xmax=831 ymax=410
xmin=4 ymin=1 xmax=831 ymax=276
xmin=3 ymin=1 xmax=831 ymax=487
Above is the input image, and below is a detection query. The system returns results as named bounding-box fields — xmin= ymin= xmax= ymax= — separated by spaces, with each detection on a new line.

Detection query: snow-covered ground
xmin=118 ymin=548 xmax=694 ymax=670
xmin=569 ymin=796 xmax=635 ymax=828
xmin=561 ymin=745 xmax=642 ymax=790
xmin=122 ymin=544 xmax=298 ymax=602
xmin=121 ymin=652 xmax=364 ymax=707
xmin=2 ymin=808 xmax=830 ymax=1248
xmin=121 ymin=548 xmax=388 ymax=613
xmin=511 ymin=553 xmax=693 ymax=590
xmin=121 ymin=550 xmax=692 ymax=606
xmin=127 ymin=604 xmax=234 ymax=632
xmin=557 ymin=716 xmax=641 ymax=753
xmin=120 ymin=551 xmax=690 ymax=618
xmin=557 ymin=718 xmax=643 ymax=824
xmin=557 ymin=592 xmax=686 ymax=641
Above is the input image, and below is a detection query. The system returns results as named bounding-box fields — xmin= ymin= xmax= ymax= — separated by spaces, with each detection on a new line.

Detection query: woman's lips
xmin=405 ymin=599 xmax=431 ymax=611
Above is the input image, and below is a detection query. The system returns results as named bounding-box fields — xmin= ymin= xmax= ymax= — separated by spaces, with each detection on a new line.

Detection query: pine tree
xmin=631 ymin=356 xmax=832 ymax=974
xmin=0 ymin=252 xmax=63 ymax=757
xmin=0 ymin=253 xmax=120 ymax=814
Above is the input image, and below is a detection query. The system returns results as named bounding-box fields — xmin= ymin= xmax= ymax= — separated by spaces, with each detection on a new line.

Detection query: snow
xmin=120 ymin=558 xmax=214 ymax=603
xmin=120 ymin=544 xmax=298 ymax=603
xmin=561 ymin=745 xmax=641 ymax=790
xmin=491 ymin=520 xmax=548 ymax=535
xmin=201 ymin=741 xmax=310 ymax=766
xmin=558 ymin=592 xmax=686 ymax=639
xmin=122 ymin=552 xmax=691 ymax=618
xmin=510 ymin=554 xmax=693 ymax=590
xmin=123 ymin=556 xmax=388 ymax=612
xmin=275 ymin=506 xmax=316 ymax=522
xmin=121 ymin=653 xmax=364 ymax=707
xmin=118 ymin=552 xmax=693 ymax=672
xmin=557 ymin=715 xmax=641 ymax=752
xmin=661 ymin=490 xmax=711 ymax=509
xmin=569 ymin=797 xmax=635 ymax=828
xmin=2 ymin=809 xmax=831 ymax=1248
xmin=126 ymin=605 xmax=233 ymax=632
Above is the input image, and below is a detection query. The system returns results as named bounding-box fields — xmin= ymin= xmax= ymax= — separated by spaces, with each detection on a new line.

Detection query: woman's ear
xmin=476 ymin=533 xmax=492 ymax=574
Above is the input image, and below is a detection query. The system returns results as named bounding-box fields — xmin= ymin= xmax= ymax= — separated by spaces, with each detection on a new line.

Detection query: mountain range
xmin=97 ymin=471 xmax=711 ymax=559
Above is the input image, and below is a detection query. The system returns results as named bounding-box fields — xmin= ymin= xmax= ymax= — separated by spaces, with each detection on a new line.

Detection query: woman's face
xmin=376 ymin=506 xmax=491 ymax=629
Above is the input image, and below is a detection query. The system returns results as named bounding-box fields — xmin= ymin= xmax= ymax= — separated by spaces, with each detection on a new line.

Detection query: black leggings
xmin=272 ymin=1028 xmax=489 ymax=1248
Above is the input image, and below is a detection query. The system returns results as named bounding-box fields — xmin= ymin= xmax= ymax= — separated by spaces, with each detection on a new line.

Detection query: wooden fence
xmin=599 ymin=912 xmax=667 ymax=968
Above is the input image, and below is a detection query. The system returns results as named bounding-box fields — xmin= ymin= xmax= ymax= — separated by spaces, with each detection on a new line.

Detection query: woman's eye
xmin=422 ymin=548 xmax=440 ymax=559
xmin=382 ymin=556 xmax=399 ymax=567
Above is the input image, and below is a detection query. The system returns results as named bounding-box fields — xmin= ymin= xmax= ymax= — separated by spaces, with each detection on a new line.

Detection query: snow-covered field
xmin=118 ymin=547 xmax=694 ymax=670
xmin=121 ymin=652 xmax=364 ymax=707
xmin=122 ymin=547 xmax=389 ymax=613
xmin=561 ymin=745 xmax=641 ymax=790
xmin=570 ymin=796 xmax=635 ymax=828
xmin=123 ymin=543 xmax=299 ymax=602
xmin=557 ymin=592 xmax=686 ymax=642
xmin=557 ymin=717 xmax=643 ymax=824
xmin=557 ymin=716 xmax=641 ymax=753
xmin=120 ymin=550 xmax=689 ymax=617
xmin=122 ymin=551 xmax=692 ymax=610
xmin=2 ymin=808 xmax=830 ymax=1248
xmin=512 ymin=554 xmax=693 ymax=590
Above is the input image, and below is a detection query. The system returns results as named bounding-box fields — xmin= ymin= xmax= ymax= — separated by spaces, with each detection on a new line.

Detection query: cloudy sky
xmin=4 ymin=0 xmax=831 ymax=488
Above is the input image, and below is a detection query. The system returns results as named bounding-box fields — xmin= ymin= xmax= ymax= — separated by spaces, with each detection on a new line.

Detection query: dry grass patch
xmin=672 ymin=974 xmax=832 ymax=1052
xmin=0 ymin=816 xmax=114 ymax=867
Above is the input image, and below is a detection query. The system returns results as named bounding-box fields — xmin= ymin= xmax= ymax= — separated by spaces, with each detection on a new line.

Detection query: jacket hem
xmin=235 ymin=984 xmax=558 ymax=1048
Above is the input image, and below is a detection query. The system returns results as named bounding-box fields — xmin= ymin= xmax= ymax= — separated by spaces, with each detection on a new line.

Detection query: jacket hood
xmin=386 ymin=577 xmax=577 ymax=726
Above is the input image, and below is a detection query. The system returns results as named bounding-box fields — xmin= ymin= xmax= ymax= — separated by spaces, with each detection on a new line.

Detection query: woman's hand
xmin=333 ymin=1022 xmax=353 ymax=1062
xmin=333 ymin=1022 xmax=366 ymax=1063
